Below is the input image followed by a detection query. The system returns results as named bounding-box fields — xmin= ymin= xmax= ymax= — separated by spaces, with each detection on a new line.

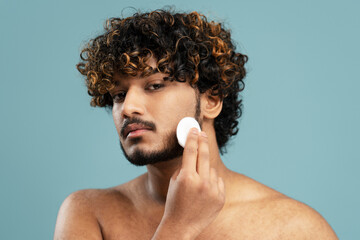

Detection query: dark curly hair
xmin=76 ymin=9 xmax=248 ymax=154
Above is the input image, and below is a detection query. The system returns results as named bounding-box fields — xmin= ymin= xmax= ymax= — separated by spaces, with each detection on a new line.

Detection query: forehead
xmin=112 ymin=56 xmax=162 ymax=86
xmin=112 ymin=71 xmax=171 ymax=89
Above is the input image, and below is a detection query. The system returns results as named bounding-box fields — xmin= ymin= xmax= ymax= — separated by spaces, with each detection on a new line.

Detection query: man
xmin=54 ymin=9 xmax=338 ymax=239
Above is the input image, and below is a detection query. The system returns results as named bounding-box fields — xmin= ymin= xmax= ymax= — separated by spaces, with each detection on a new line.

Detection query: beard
xmin=119 ymin=91 xmax=202 ymax=166
xmin=119 ymin=129 xmax=184 ymax=166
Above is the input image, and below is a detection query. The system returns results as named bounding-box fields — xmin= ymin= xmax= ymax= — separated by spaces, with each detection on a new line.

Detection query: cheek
xmin=156 ymin=92 xmax=197 ymax=129
xmin=112 ymin=106 xmax=121 ymax=133
xmin=173 ymin=89 xmax=198 ymax=116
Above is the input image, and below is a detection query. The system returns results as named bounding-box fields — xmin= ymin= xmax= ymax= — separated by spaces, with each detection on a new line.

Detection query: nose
xmin=120 ymin=87 xmax=145 ymax=118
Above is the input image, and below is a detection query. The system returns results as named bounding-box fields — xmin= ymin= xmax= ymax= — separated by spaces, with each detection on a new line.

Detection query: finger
xmin=210 ymin=168 xmax=218 ymax=185
xmin=197 ymin=131 xmax=210 ymax=179
xmin=181 ymin=128 xmax=199 ymax=172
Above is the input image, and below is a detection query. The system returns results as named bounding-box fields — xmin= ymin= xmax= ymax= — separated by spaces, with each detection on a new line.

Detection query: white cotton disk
xmin=176 ymin=117 xmax=201 ymax=148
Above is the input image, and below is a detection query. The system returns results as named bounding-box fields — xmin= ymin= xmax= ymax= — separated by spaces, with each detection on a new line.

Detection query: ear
xmin=200 ymin=90 xmax=223 ymax=119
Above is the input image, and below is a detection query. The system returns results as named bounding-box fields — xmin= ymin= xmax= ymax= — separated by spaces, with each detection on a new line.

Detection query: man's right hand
xmin=152 ymin=128 xmax=226 ymax=240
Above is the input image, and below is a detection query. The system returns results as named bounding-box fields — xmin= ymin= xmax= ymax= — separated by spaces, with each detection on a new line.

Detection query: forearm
xmin=151 ymin=219 xmax=198 ymax=240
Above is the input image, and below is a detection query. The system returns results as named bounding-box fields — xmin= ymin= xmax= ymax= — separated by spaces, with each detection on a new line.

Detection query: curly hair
xmin=76 ymin=9 xmax=248 ymax=154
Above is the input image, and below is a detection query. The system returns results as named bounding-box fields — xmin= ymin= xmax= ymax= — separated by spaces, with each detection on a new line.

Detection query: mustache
xmin=120 ymin=117 xmax=156 ymax=138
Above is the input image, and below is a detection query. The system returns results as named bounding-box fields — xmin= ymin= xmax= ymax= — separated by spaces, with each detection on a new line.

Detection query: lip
xmin=127 ymin=129 xmax=151 ymax=138
xmin=123 ymin=123 xmax=153 ymax=138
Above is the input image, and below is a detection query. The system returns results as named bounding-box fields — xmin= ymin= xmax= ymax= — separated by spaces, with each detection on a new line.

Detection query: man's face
xmin=110 ymin=60 xmax=201 ymax=166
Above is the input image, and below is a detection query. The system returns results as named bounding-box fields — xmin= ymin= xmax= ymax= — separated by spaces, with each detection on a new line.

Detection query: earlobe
xmin=201 ymin=91 xmax=223 ymax=119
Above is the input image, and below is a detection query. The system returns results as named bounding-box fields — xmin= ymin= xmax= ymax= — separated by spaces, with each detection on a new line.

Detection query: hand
xmin=160 ymin=128 xmax=226 ymax=238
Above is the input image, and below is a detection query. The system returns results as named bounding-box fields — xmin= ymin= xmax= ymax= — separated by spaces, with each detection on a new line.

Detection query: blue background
xmin=1 ymin=0 xmax=359 ymax=239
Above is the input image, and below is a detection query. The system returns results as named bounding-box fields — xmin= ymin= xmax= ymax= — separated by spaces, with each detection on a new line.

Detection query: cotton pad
xmin=176 ymin=117 xmax=201 ymax=147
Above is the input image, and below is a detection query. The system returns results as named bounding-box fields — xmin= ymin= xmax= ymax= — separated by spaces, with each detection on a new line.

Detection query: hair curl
xmin=76 ymin=9 xmax=248 ymax=154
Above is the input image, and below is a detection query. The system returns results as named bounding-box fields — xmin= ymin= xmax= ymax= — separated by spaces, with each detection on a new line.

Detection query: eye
xmin=112 ymin=92 xmax=126 ymax=103
xmin=147 ymin=83 xmax=164 ymax=91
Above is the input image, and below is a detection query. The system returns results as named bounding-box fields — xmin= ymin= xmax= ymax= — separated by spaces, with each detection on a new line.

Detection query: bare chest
xmin=99 ymin=217 xmax=241 ymax=240
xmin=97 ymin=206 xmax=280 ymax=240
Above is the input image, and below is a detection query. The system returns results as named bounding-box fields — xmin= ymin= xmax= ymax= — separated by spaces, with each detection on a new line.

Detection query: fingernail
xmin=191 ymin=128 xmax=199 ymax=135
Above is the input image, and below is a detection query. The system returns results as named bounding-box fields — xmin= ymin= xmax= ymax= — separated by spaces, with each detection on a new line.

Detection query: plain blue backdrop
xmin=1 ymin=0 xmax=359 ymax=239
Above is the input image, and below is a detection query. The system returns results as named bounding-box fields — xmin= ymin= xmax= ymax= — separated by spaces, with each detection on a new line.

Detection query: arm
xmin=151 ymin=219 xmax=194 ymax=240
xmin=53 ymin=190 xmax=103 ymax=240
xmin=152 ymin=129 xmax=225 ymax=240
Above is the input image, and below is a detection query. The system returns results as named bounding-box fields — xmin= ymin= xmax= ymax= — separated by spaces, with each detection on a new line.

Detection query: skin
xmin=54 ymin=59 xmax=339 ymax=240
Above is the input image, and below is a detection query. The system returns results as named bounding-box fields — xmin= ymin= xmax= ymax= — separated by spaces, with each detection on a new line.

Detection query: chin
xmin=119 ymin=135 xmax=183 ymax=167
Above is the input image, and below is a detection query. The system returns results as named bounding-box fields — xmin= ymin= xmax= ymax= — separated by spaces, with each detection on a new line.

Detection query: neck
xmin=145 ymin=157 xmax=181 ymax=204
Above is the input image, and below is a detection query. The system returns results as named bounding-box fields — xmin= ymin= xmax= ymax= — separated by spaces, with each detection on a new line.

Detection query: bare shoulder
xmin=54 ymin=189 xmax=104 ymax=240
xmin=265 ymin=196 xmax=338 ymax=239
xmin=232 ymin=174 xmax=338 ymax=239
xmin=54 ymin=179 xmax=138 ymax=240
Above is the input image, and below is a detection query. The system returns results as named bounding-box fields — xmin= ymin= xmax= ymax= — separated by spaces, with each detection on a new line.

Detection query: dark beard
xmin=119 ymin=130 xmax=184 ymax=166
xmin=119 ymin=90 xmax=201 ymax=166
